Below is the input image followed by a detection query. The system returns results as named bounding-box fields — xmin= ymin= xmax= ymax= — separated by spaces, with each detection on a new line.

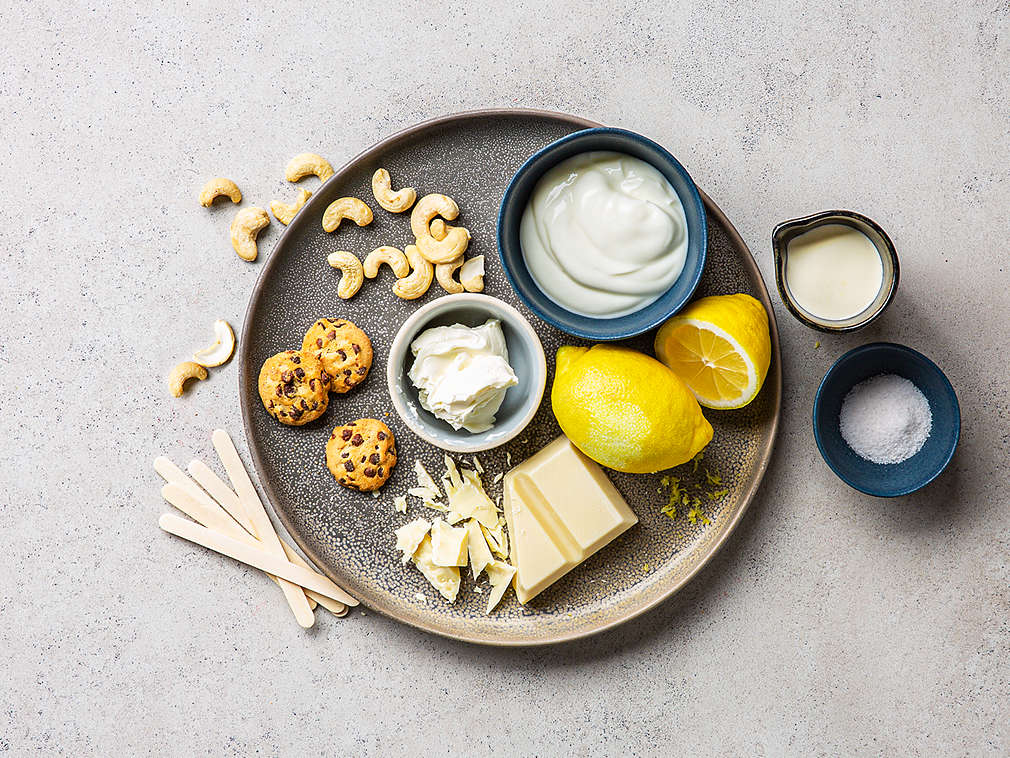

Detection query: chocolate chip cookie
xmin=325 ymin=418 xmax=397 ymax=491
xmin=301 ymin=318 xmax=373 ymax=394
xmin=258 ymin=350 xmax=330 ymax=425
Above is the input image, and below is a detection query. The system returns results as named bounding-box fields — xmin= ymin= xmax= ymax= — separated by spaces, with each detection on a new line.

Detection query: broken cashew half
xmin=326 ymin=251 xmax=365 ymax=299
xmin=393 ymin=245 xmax=433 ymax=300
xmin=416 ymin=226 xmax=471 ymax=264
xmin=168 ymin=361 xmax=208 ymax=397
xmin=285 ymin=152 xmax=334 ymax=183
xmin=429 ymin=218 xmax=448 ymax=241
xmin=230 ymin=207 xmax=270 ymax=261
xmin=270 ymin=188 xmax=312 ymax=225
xmin=322 ymin=197 xmax=373 ymax=233
xmin=460 ymin=255 xmax=485 ymax=293
xmin=193 ymin=319 xmax=236 ymax=367
xmin=363 ymin=246 xmax=409 ymax=279
xmin=199 ymin=177 xmax=242 ymax=207
xmin=410 ymin=194 xmax=459 ymax=239
xmin=435 ymin=256 xmax=465 ymax=294
xmin=371 ymin=169 xmax=417 ymax=213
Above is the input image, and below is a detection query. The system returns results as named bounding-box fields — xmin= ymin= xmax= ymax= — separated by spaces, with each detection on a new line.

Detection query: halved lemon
xmin=654 ymin=294 xmax=771 ymax=409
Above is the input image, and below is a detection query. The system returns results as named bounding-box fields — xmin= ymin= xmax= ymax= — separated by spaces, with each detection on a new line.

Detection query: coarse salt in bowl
xmin=812 ymin=342 xmax=960 ymax=497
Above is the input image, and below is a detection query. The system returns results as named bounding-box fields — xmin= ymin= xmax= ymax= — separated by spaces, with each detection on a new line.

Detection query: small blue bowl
xmin=386 ymin=294 xmax=547 ymax=454
xmin=813 ymin=342 xmax=960 ymax=497
xmin=497 ymin=127 xmax=707 ymax=340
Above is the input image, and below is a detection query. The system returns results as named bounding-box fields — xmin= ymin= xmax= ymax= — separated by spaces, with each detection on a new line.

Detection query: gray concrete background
xmin=2 ymin=0 xmax=1007 ymax=754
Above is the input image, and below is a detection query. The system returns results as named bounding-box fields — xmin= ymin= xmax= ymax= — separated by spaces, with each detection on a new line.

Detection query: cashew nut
xmin=199 ymin=177 xmax=242 ymax=207
xmin=193 ymin=319 xmax=236 ymax=367
xmin=393 ymin=245 xmax=434 ymax=300
xmin=435 ymin=256 xmax=465 ymax=294
xmin=371 ymin=168 xmax=417 ymax=213
xmin=229 ymin=207 xmax=270 ymax=261
xmin=415 ymin=225 xmax=471 ymax=264
xmin=270 ymin=188 xmax=312 ymax=225
xmin=322 ymin=197 xmax=373 ymax=233
xmin=326 ymin=251 xmax=365 ymax=299
xmin=429 ymin=218 xmax=448 ymax=241
xmin=460 ymin=255 xmax=485 ymax=293
xmin=168 ymin=361 xmax=208 ymax=397
xmin=285 ymin=152 xmax=334 ymax=183
xmin=363 ymin=246 xmax=409 ymax=279
xmin=410 ymin=193 xmax=459 ymax=239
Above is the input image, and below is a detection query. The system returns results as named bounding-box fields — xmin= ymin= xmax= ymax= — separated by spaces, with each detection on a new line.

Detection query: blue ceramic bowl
xmin=386 ymin=294 xmax=547 ymax=454
xmin=813 ymin=342 xmax=960 ymax=497
xmin=497 ymin=127 xmax=707 ymax=340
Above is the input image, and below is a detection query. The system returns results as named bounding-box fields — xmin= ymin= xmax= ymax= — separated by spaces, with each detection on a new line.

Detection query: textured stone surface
xmin=1 ymin=1 xmax=1007 ymax=754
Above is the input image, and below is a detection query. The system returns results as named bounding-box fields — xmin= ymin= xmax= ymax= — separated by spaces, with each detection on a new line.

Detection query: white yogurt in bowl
xmin=519 ymin=151 xmax=689 ymax=318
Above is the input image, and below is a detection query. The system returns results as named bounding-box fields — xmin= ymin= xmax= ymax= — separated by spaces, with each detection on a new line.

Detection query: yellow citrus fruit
xmin=551 ymin=345 xmax=713 ymax=474
xmin=654 ymin=293 xmax=771 ymax=409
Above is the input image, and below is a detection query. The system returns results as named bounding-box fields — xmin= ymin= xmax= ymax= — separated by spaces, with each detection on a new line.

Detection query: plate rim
xmin=238 ymin=108 xmax=783 ymax=646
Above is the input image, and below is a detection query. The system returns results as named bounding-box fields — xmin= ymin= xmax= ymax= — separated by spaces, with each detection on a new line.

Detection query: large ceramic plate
xmin=239 ymin=109 xmax=781 ymax=645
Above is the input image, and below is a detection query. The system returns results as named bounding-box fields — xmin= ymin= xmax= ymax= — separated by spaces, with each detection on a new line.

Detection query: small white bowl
xmin=386 ymin=294 xmax=547 ymax=453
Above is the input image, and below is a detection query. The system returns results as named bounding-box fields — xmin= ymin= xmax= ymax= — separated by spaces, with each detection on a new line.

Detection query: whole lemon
xmin=551 ymin=345 xmax=713 ymax=474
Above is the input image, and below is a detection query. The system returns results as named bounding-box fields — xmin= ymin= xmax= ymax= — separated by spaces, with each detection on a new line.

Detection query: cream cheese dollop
xmin=408 ymin=319 xmax=518 ymax=433
xmin=520 ymin=151 xmax=688 ymax=318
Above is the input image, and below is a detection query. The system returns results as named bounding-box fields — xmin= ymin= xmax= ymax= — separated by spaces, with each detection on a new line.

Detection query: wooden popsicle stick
xmin=160 ymin=483 xmax=323 ymax=611
xmin=185 ymin=459 xmax=253 ymax=533
xmin=212 ymin=429 xmax=316 ymax=627
xmin=184 ymin=460 xmax=349 ymax=616
xmin=159 ymin=513 xmax=359 ymax=606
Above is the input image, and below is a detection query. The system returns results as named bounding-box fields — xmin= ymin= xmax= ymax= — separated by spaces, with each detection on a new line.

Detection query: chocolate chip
xmin=309 ymin=379 xmax=317 ymax=390
xmin=291 ymin=355 xmax=301 ymax=364
xmin=360 ymin=455 xmax=366 ymax=463
xmin=344 ymin=461 xmax=354 ymax=472
xmin=284 ymin=386 xmax=296 ymax=397
xmin=320 ymin=371 xmax=331 ymax=384
xmin=378 ymin=467 xmax=384 ymax=476
xmin=281 ymin=370 xmax=293 ymax=382
xmin=291 ymin=408 xmax=303 ymax=420
xmin=363 ymin=468 xmax=376 ymax=477
xmin=275 ymin=384 xmax=283 ymax=396
xmin=351 ymin=434 xmax=363 ymax=445
xmin=295 ymin=367 xmax=305 ymax=379
xmin=339 ymin=477 xmax=345 ymax=484
xmin=341 ymin=429 xmax=352 ymax=441
xmin=316 ymin=338 xmax=323 ymax=348
xmin=337 ymin=349 xmax=346 ymax=361
xmin=344 ymin=369 xmax=351 ymax=376
xmin=300 ymin=399 xmax=308 ymax=409
xmin=369 ymin=453 xmax=380 ymax=465
xmin=357 ymin=367 xmax=367 ymax=375
xmin=327 ymin=330 xmax=336 ymax=340
xmin=377 ymin=431 xmax=387 ymax=440
xmin=341 ymin=451 xmax=348 ymax=458
xmin=353 ymin=344 xmax=361 ymax=354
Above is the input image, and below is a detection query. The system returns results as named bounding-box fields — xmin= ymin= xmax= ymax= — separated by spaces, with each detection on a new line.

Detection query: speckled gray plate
xmin=239 ymin=109 xmax=782 ymax=646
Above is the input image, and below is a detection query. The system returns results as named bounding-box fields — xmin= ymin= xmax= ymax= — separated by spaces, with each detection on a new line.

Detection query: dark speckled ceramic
xmin=238 ymin=109 xmax=782 ymax=646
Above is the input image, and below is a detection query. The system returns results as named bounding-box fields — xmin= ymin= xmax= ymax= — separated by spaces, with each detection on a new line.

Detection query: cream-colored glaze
xmin=502 ymin=436 xmax=638 ymax=604
xmin=785 ymin=224 xmax=883 ymax=321
xmin=520 ymin=151 xmax=688 ymax=318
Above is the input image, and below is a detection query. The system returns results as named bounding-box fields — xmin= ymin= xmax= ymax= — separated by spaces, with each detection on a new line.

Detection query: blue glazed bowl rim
xmin=812 ymin=341 xmax=961 ymax=497
xmin=496 ymin=126 xmax=707 ymax=340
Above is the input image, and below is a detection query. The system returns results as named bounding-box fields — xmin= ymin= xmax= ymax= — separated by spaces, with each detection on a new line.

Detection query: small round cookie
xmin=325 ymin=418 xmax=397 ymax=492
xmin=258 ymin=350 xmax=330 ymax=425
xmin=301 ymin=318 xmax=373 ymax=394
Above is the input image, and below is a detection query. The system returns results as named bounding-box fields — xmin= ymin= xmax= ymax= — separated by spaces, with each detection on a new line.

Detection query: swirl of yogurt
xmin=519 ymin=151 xmax=688 ymax=318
